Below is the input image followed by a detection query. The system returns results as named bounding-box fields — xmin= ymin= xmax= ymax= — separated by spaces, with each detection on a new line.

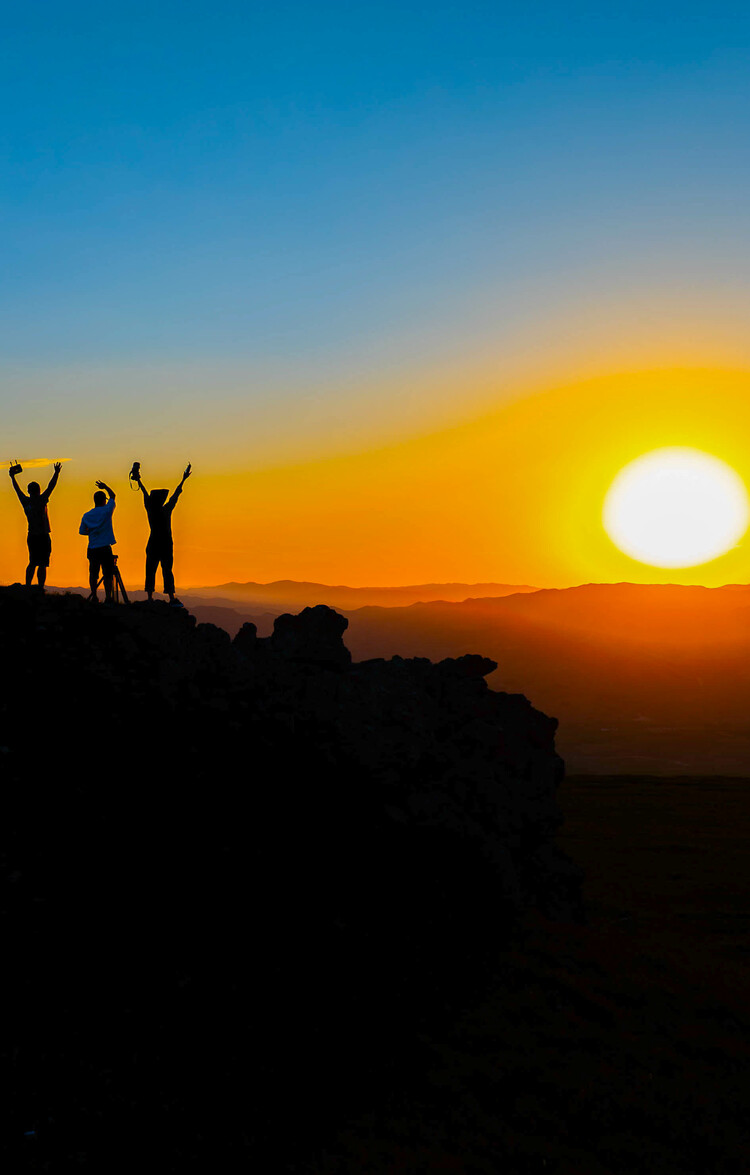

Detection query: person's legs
xmin=145 ymin=544 xmax=159 ymax=600
xmin=35 ymin=535 xmax=51 ymax=589
xmin=161 ymin=546 xmax=175 ymax=597
xmin=25 ymin=537 xmax=36 ymax=587
xmin=88 ymin=550 xmax=101 ymax=599
xmin=100 ymin=547 xmax=115 ymax=602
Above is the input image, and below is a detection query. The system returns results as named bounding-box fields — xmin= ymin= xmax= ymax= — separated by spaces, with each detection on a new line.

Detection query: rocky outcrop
xmin=0 ymin=585 xmax=579 ymax=915
xmin=0 ymin=585 xmax=581 ymax=1166
xmin=268 ymin=602 xmax=352 ymax=669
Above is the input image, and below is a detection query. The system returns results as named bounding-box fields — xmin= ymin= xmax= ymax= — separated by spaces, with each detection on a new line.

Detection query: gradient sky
xmin=3 ymin=2 xmax=750 ymax=586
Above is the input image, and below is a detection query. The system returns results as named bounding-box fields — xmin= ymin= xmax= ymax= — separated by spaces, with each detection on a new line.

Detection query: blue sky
xmin=2 ymin=1 xmax=750 ymax=466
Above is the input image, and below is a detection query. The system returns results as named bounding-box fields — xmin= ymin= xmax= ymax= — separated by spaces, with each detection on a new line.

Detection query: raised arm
xmin=167 ymin=463 xmax=191 ymax=510
xmin=9 ymin=469 xmax=26 ymax=505
xmin=96 ymin=480 xmax=116 ymax=500
xmin=44 ymin=462 xmax=62 ymax=498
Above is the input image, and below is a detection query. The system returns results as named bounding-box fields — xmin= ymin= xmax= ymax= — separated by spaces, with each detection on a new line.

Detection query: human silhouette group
xmin=8 ymin=461 xmax=192 ymax=605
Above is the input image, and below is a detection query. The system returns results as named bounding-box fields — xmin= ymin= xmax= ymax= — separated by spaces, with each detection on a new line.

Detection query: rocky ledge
xmin=0 ymin=587 xmax=580 ymax=917
xmin=0 ymin=586 xmax=581 ymax=1165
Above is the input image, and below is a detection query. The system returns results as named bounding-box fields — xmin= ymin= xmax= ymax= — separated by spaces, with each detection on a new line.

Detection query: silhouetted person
xmin=9 ymin=461 xmax=62 ymax=589
xmin=79 ymin=481 xmax=117 ymax=603
xmin=134 ymin=464 xmax=191 ymax=606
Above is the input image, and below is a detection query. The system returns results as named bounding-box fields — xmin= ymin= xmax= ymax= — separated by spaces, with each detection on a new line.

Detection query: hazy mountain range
xmin=184 ymin=579 xmax=538 ymax=610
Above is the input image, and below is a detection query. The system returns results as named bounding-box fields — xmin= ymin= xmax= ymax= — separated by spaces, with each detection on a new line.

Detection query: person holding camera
xmin=9 ymin=461 xmax=62 ymax=590
xmin=79 ymin=481 xmax=117 ymax=603
xmin=133 ymin=463 xmax=191 ymax=606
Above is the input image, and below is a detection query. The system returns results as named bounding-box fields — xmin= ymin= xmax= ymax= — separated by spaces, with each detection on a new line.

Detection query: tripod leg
xmin=115 ymin=565 xmax=129 ymax=604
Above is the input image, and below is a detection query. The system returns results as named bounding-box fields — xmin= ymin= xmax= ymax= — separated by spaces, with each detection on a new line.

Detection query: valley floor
xmin=303 ymin=776 xmax=750 ymax=1174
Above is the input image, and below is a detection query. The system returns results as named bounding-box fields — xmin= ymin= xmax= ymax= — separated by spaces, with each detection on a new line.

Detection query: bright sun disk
xmin=603 ymin=447 xmax=749 ymax=568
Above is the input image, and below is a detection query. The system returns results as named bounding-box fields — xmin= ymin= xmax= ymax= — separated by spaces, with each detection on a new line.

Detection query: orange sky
xmin=6 ymin=5 xmax=750 ymax=596
xmin=3 ymin=366 xmax=750 ymax=590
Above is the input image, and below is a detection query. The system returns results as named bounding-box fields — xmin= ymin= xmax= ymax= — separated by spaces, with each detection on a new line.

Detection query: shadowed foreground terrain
xmin=0 ymin=587 xmax=577 ymax=1170
xmin=310 ymin=776 xmax=750 ymax=1173
xmin=2 ymin=589 xmax=748 ymax=1171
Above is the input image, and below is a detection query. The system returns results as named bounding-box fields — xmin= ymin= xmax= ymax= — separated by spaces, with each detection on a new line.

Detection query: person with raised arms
xmin=9 ymin=461 xmax=62 ymax=590
xmin=133 ymin=463 xmax=191 ymax=607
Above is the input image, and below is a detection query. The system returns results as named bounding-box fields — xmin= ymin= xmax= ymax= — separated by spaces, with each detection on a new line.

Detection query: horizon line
xmin=6 ymin=578 xmax=750 ymax=595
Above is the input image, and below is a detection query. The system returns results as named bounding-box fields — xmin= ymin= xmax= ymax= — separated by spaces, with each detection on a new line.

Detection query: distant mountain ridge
xmin=184 ymin=579 xmax=539 ymax=610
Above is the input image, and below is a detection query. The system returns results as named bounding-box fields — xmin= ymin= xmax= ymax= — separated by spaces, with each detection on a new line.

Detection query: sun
xmin=603 ymin=447 xmax=749 ymax=568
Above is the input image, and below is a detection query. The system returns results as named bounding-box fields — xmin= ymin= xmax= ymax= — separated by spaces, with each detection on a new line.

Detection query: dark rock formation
xmin=268 ymin=602 xmax=352 ymax=669
xmin=0 ymin=586 xmax=581 ymax=1168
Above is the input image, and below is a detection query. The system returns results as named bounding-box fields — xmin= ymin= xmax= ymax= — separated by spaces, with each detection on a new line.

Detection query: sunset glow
xmin=3 ymin=7 xmax=750 ymax=592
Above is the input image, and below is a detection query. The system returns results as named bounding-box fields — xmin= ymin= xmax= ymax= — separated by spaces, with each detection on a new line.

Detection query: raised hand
xmin=54 ymin=462 xmax=62 ymax=473
xmin=183 ymin=463 xmax=192 ymax=480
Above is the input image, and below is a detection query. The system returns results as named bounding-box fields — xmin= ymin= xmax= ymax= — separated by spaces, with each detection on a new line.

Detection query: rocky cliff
xmin=0 ymin=586 xmax=580 ymax=1167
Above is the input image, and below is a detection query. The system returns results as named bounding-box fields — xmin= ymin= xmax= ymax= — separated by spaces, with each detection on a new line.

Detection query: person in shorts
xmin=79 ymin=481 xmax=117 ymax=603
xmin=9 ymin=461 xmax=62 ymax=589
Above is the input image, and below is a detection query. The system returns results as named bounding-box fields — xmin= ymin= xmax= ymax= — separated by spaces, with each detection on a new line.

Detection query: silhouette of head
xmin=151 ymin=489 xmax=169 ymax=507
xmin=94 ymin=490 xmax=107 ymax=507
xmin=27 ymin=481 xmax=40 ymax=497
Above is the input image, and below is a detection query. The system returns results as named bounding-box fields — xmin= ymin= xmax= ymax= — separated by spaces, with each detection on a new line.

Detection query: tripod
xmin=89 ymin=553 xmax=130 ymax=604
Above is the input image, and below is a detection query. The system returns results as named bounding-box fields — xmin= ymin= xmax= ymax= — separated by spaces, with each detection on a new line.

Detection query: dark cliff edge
xmin=0 ymin=587 xmax=581 ymax=1169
